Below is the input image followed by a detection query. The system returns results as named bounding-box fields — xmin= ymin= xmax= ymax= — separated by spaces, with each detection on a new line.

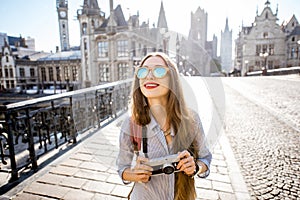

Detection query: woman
xmin=117 ymin=52 xmax=212 ymax=200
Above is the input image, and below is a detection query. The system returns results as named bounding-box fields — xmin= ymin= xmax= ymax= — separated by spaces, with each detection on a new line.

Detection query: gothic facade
xmin=235 ymin=0 xmax=300 ymax=75
xmin=77 ymin=0 xmax=168 ymax=87
xmin=176 ymin=6 xmax=218 ymax=76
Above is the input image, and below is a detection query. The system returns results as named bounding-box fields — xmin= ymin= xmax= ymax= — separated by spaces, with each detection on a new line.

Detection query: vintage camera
xmin=144 ymin=154 xmax=180 ymax=175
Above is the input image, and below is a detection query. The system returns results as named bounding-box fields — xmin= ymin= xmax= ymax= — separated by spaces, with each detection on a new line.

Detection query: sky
xmin=1 ymin=0 xmax=299 ymax=54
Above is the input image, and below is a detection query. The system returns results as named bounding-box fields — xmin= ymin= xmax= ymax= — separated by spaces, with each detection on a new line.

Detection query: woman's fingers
xmin=176 ymin=150 xmax=196 ymax=175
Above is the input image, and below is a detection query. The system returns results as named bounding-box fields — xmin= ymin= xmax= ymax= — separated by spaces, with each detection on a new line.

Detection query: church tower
xmin=57 ymin=0 xmax=70 ymax=51
xmin=77 ymin=0 xmax=105 ymax=87
xmin=188 ymin=7 xmax=207 ymax=49
xmin=220 ymin=17 xmax=232 ymax=73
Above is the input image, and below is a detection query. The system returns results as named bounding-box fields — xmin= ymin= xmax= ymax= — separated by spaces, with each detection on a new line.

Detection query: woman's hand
xmin=176 ymin=150 xmax=196 ymax=176
xmin=122 ymin=156 xmax=153 ymax=183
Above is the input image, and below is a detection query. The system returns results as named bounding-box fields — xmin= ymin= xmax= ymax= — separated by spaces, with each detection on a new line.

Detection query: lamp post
xmin=260 ymin=52 xmax=269 ymax=75
xmin=297 ymin=40 xmax=300 ymax=65
xmin=244 ymin=60 xmax=249 ymax=76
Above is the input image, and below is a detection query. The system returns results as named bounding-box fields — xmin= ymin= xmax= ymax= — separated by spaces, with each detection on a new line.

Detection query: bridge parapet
xmin=0 ymin=79 xmax=132 ymax=187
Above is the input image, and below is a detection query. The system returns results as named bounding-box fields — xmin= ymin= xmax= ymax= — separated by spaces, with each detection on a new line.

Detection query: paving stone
xmin=82 ymin=180 xmax=115 ymax=194
xmin=59 ymin=176 xmax=87 ymax=189
xmin=60 ymin=158 xmax=83 ymax=167
xmin=212 ymin=181 xmax=234 ymax=193
xmin=218 ymin=192 xmax=236 ymax=200
xmin=63 ymin=188 xmax=95 ymax=200
xmin=74 ymin=169 xmax=109 ymax=181
xmin=110 ymin=185 xmax=132 ymax=198
xmin=23 ymin=182 xmax=69 ymax=199
xmin=196 ymin=188 xmax=219 ymax=200
xmin=78 ymin=161 xmax=110 ymax=172
xmin=195 ymin=178 xmax=213 ymax=189
xmin=50 ymin=165 xmax=79 ymax=176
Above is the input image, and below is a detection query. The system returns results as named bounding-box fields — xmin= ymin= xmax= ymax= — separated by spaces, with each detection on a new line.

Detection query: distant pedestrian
xmin=117 ymin=52 xmax=212 ymax=200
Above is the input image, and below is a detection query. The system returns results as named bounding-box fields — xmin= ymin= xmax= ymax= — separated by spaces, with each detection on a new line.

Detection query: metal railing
xmin=0 ymin=79 xmax=132 ymax=189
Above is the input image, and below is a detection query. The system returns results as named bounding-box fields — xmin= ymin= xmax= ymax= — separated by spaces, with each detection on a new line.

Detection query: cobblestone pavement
xmin=222 ymin=75 xmax=300 ymax=200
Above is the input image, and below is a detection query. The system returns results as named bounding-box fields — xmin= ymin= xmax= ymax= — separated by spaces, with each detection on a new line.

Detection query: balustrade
xmin=0 ymin=79 xmax=132 ymax=191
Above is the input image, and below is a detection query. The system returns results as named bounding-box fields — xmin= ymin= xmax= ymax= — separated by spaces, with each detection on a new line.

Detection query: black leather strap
xmin=142 ymin=126 xmax=148 ymax=158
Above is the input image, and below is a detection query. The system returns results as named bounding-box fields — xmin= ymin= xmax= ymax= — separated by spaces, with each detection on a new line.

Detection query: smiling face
xmin=139 ymin=56 xmax=170 ymax=105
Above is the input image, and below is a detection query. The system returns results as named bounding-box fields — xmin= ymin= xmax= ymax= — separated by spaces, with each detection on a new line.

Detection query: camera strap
xmin=142 ymin=126 xmax=148 ymax=158
xmin=129 ymin=118 xmax=148 ymax=158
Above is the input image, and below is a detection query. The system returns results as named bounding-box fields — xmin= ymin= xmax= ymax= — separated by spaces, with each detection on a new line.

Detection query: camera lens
xmin=162 ymin=164 xmax=175 ymax=174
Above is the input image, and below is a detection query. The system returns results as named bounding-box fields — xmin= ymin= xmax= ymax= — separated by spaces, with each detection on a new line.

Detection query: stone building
xmin=36 ymin=51 xmax=81 ymax=92
xmin=220 ymin=18 xmax=233 ymax=73
xmin=284 ymin=15 xmax=300 ymax=67
xmin=235 ymin=0 xmax=300 ymax=75
xmin=0 ymin=40 xmax=16 ymax=91
xmin=77 ymin=0 xmax=168 ymax=87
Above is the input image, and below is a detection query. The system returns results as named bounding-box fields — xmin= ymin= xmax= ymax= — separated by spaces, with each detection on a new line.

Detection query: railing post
xmin=69 ymin=96 xmax=77 ymax=143
xmin=25 ymin=108 xmax=38 ymax=171
xmin=4 ymin=109 xmax=18 ymax=182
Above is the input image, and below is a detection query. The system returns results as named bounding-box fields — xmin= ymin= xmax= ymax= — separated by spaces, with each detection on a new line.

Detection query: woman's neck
xmin=148 ymin=99 xmax=169 ymax=131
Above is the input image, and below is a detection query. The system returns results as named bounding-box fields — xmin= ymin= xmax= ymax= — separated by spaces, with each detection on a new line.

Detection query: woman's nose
xmin=146 ymin=69 xmax=154 ymax=79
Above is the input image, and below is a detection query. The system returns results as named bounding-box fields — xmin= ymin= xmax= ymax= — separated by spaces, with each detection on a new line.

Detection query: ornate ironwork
xmin=0 ymin=79 xmax=132 ymax=192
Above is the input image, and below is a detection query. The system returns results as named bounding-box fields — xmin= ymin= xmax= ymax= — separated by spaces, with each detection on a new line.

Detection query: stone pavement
xmin=3 ymin=113 xmax=251 ymax=200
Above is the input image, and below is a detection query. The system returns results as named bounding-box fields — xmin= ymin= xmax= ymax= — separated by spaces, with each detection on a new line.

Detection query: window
xmin=20 ymin=68 xmax=25 ymax=77
xmin=41 ymin=67 xmax=46 ymax=81
xmin=291 ymin=48 xmax=295 ymax=58
xmin=269 ymin=44 xmax=274 ymax=55
xmin=117 ymin=40 xmax=128 ymax=57
xmin=262 ymin=45 xmax=268 ymax=53
xmin=256 ymin=45 xmax=261 ymax=56
xmin=56 ymin=66 xmax=61 ymax=81
xmin=30 ymin=68 xmax=35 ymax=77
xmin=99 ymin=64 xmax=110 ymax=82
xmin=49 ymin=67 xmax=54 ymax=81
xmin=263 ymin=32 xmax=268 ymax=38
xmin=82 ymin=23 xmax=87 ymax=34
xmin=72 ymin=66 xmax=77 ymax=81
xmin=10 ymin=80 xmax=14 ymax=88
xmin=5 ymin=68 xmax=8 ymax=77
xmin=118 ymin=63 xmax=129 ymax=80
xmin=9 ymin=68 xmax=13 ymax=77
xmin=64 ymin=66 xmax=69 ymax=80
xmin=98 ymin=41 xmax=108 ymax=57
xmin=0 ymin=68 xmax=2 ymax=78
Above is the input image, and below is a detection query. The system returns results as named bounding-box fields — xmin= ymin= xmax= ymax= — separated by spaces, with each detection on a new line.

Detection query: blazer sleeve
xmin=192 ymin=111 xmax=212 ymax=178
xmin=116 ymin=116 xmax=135 ymax=184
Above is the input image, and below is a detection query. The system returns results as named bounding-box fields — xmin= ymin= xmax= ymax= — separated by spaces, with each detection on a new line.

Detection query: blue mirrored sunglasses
xmin=136 ymin=66 xmax=170 ymax=79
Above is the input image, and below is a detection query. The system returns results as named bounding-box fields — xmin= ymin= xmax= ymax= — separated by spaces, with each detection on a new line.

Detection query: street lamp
xmin=244 ymin=60 xmax=249 ymax=75
xmin=259 ymin=52 xmax=269 ymax=75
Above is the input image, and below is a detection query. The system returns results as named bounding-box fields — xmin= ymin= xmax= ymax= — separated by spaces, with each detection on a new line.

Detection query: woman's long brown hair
xmin=131 ymin=52 xmax=199 ymax=200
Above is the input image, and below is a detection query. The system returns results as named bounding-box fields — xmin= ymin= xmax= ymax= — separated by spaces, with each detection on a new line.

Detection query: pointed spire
xmin=265 ymin=0 xmax=270 ymax=7
xmin=225 ymin=17 xmax=229 ymax=31
xmin=82 ymin=0 xmax=100 ymax=15
xmin=107 ymin=0 xmax=117 ymax=35
xmin=276 ymin=3 xmax=278 ymax=16
xmin=157 ymin=1 xmax=168 ymax=30
xmin=256 ymin=5 xmax=258 ymax=16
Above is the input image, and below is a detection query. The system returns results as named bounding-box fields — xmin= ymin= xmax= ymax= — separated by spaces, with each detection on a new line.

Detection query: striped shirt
xmin=116 ymin=111 xmax=212 ymax=200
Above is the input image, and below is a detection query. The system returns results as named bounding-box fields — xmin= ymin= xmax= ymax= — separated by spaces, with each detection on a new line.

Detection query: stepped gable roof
xmin=100 ymin=5 xmax=127 ymax=28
